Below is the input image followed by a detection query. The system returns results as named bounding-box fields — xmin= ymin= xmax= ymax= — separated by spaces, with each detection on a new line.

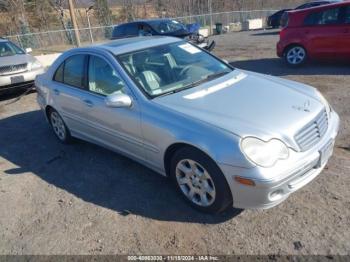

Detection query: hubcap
xmin=175 ymin=159 xmax=216 ymax=207
xmin=287 ymin=47 xmax=306 ymax=65
xmin=50 ymin=111 xmax=66 ymax=141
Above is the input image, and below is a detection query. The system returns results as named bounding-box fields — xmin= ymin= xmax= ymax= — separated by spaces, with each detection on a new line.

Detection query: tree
xmin=94 ymin=0 xmax=113 ymax=37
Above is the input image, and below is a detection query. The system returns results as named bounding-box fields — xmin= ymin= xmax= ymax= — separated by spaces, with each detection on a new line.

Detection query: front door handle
xmin=53 ymin=89 xmax=60 ymax=95
xmin=344 ymin=28 xmax=349 ymax=33
xmin=82 ymin=99 xmax=93 ymax=107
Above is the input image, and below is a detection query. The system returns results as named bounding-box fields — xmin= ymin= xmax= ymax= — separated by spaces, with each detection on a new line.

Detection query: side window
xmin=53 ymin=62 xmax=64 ymax=82
xmin=305 ymin=8 xmax=341 ymax=25
xmin=343 ymin=6 xmax=350 ymax=24
xmin=138 ymin=24 xmax=153 ymax=36
xmin=88 ymin=55 xmax=126 ymax=96
xmin=125 ymin=24 xmax=138 ymax=35
xmin=63 ymin=55 xmax=86 ymax=88
xmin=113 ymin=25 xmax=126 ymax=38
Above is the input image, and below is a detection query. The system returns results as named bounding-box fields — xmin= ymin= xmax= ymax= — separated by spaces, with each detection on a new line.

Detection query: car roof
xmin=81 ymin=36 xmax=183 ymax=55
xmin=0 ymin=38 xmax=8 ymax=43
xmin=115 ymin=19 xmax=174 ymax=27
xmin=290 ymin=0 xmax=348 ymax=14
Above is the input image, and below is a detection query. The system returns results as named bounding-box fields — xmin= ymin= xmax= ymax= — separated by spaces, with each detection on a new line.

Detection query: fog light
xmin=269 ymin=189 xmax=284 ymax=201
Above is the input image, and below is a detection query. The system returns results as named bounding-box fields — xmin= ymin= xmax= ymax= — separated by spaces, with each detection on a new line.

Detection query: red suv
xmin=277 ymin=1 xmax=350 ymax=66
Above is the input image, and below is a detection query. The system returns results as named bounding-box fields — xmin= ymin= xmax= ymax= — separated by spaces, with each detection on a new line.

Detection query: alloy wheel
xmin=50 ymin=111 xmax=66 ymax=141
xmin=175 ymin=159 xmax=216 ymax=207
xmin=286 ymin=46 xmax=306 ymax=65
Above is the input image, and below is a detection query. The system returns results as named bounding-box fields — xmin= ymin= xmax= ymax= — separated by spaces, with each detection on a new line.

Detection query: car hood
xmin=0 ymin=54 xmax=35 ymax=67
xmin=154 ymin=69 xmax=325 ymax=150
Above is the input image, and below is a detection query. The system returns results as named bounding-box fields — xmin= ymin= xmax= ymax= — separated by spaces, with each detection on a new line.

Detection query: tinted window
xmin=124 ymin=23 xmax=139 ymax=35
xmin=343 ymin=6 xmax=350 ymax=24
xmin=148 ymin=20 xmax=185 ymax=34
xmin=305 ymin=7 xmax=341 ymax=25
xmin=112 ymin=25 xmax=126 ymax=37
xmin=138 ymin=23 xmax=153 ymax=36
xmin=63 ymin=55 xmax=86 ymax=88
xmin=54 ymin=63 xmax=64 ymax=82
xmin=88 ymin=56 xmax=125 ymax=96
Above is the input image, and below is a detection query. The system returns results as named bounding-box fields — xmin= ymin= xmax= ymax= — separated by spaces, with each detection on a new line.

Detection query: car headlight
xmin=29 ymin=60 xmax=43 ymax=70
xmin=241 ymin=137 xmax=289 ymax=167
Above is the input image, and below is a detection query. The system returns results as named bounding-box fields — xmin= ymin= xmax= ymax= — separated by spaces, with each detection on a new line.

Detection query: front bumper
xmin=219 ymin=110 xmax=340 ymax=209
xmin=0 ymin=68 xmax=45 ymax=90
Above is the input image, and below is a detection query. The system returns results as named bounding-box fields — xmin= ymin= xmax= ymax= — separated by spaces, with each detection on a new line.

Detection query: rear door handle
xmin=344 ymin=28 xmax=349 ymax=33
xmin=53 ymin=89 xmax=60 ymax=95
xmin=82 ymin=99 xmax=94 ymax=107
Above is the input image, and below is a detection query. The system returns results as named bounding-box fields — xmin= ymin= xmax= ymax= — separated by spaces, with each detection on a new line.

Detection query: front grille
xmin=0 ymin=63 xmax=28 ymax=75
xmin=295 ymin=109 xmax=328 ymax=151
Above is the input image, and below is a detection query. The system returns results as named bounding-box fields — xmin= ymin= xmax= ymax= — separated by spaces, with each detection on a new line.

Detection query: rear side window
xmin=53 ymin=63 xmax=64 ymax=82
xmin=124 ymin=23 xmax=139 ymax=35
xmin=112 ymin=25 xmax=126 ymax=38
xmin=53 ymin=55 xmax=86 ymax=89
xmin=305 ymin=7 xmax=341 ymax=25
xmin=343 ymin=6 xmax=350 ymax=24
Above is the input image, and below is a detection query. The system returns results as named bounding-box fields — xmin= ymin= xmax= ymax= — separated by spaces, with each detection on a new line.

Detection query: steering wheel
xmin=179 ymin=65 xmax=193 ymax=77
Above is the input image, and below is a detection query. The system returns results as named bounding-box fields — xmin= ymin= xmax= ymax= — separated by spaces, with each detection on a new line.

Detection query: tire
xmin=170 ymin=147 xmax=233 ymax=214
xmin=284 ymin=45 xmax=307 ymax=67
xmin=48 ymin=108 xmax=72 ymax=143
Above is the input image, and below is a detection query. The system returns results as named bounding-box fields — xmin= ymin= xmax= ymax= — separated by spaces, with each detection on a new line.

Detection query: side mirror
xmin=105 ymin=93 xmax=132 ymax=108
xmin=25 ymin=48 xmax=33 ymax=53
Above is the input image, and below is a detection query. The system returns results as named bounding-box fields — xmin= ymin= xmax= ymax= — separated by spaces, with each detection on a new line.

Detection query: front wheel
xmin=284 ymin=45 xmax=307 ymax=67
xmin=170 ymin=147 xmax=233 ymax=213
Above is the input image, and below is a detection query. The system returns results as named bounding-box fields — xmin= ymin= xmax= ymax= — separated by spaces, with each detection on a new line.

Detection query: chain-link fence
xmin=3 ymin=10 xmax=277 ymax=54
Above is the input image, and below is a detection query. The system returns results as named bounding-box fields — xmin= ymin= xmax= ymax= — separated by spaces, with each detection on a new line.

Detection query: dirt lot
xmin=0 ymin=30 xmax=349 ymax=255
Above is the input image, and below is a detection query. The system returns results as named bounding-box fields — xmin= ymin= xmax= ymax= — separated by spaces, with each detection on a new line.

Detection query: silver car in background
xmin=0 ymin=38 xmax=44 ymax=94
xmin=35 ymin=36 xmax=339 ymax=213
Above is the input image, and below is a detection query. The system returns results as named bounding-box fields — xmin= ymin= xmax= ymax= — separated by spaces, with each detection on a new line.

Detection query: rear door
xmin=303 ymin=6 xmax=343 ymax=59
xmin=50 ymin=54 xmax=89 ymax=134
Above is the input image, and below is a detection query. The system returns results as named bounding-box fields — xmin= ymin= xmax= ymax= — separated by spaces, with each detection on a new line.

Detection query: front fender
xmin=140 ymin=101 xmax=254 ymax=174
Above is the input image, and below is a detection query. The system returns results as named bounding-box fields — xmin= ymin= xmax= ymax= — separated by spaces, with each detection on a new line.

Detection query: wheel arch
xmin=163 ymin=142 xmax=215 ymax=177
xmin=45 ymin=105 xmax=55 ymax=121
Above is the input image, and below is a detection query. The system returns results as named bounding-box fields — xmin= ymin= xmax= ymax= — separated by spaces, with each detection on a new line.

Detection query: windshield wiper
xmin=156 ymin=71 xmax=230 ymax=98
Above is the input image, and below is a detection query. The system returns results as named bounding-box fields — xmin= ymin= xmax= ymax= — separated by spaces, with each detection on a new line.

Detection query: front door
xmin=79 ymin=54 xmax=144 ymax=161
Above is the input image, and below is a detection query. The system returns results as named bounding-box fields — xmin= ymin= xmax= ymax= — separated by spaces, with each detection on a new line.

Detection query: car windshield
xmin=117 ymin=42 xmax=233 ymax=98
xmin=148 ymin=20 xmax=186 ymax=34
xmin=0 ymin=41 xmax=25 ymax=57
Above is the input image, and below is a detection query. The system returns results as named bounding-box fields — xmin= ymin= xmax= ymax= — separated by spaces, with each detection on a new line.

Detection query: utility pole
xmin=208 ymin=0 xmax=213 ymax=35
xmin=68 ymin=0 xmax=81 ymax=47
xmin=86 ymin=5 xmax=94 ymax=43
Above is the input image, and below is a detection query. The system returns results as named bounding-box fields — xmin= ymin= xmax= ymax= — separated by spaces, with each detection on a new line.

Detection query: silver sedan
xmin=35 ymin=36 xmax=339 ymax=213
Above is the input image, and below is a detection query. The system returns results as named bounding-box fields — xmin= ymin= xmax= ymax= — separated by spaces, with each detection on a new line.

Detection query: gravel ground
xmin=0 ymin=30 xmax=349 ymax=255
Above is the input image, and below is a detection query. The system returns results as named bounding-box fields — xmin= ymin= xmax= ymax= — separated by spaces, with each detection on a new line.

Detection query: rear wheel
xmin=48 ymin=108 xmax=72 ymax=143
xmin=284 ymin=45 xmax=307 ymax=67
xmin=170 ymin=147 xmax=233 ymax=213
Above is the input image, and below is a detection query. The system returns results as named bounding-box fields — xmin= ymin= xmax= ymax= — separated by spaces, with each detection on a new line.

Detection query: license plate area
xmin=11 ymin=75 xmax=25 ymax=84
xmin=317 ymin=139 xmax=334 ymax=168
